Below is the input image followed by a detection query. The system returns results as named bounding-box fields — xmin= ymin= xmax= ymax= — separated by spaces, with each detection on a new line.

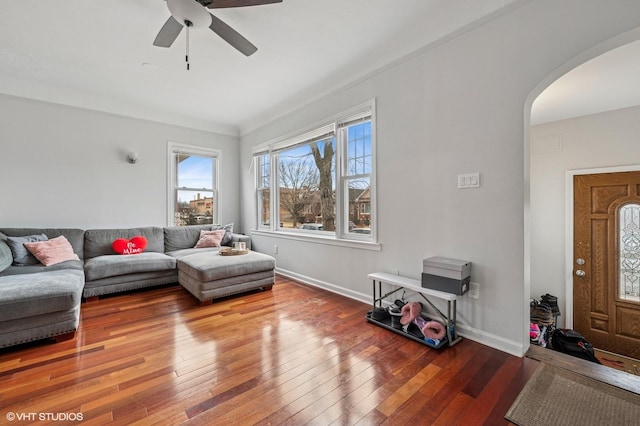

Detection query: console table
xmin=367 ymin=272 xmax=462 ymax=348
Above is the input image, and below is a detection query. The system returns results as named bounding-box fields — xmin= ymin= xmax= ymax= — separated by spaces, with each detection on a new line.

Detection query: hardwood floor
xmin=0 ymin=276 xmax=538 ymax=425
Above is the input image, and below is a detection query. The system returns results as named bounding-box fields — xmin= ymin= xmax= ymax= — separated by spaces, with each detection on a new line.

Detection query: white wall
xmin=240 ymin=0 xmax=640 ymax=356
xmin=530 ymin=105 xmax=640 ymax=327
xmin=0 ymin=95 xmax=240 ymax=229
xmin=2 ymin=0 xmax=639 ymax=357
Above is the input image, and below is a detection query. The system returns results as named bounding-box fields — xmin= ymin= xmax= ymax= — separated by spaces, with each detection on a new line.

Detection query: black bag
xmin=551 ymin=328 xmax=601 ymax=364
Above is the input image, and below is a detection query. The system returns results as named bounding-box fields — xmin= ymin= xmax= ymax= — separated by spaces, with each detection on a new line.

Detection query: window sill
xmin=251 ymin=229 xmax=382 ymax=251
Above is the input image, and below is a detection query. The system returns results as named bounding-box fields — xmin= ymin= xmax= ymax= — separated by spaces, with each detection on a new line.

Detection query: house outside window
xmin=168 ymin=142 xmax=219 ymax=226
xmin=254 ymin=100 xmax=376 ymax=242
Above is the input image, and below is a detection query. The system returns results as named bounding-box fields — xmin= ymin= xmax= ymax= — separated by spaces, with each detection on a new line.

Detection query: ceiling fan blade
xmin=208 ymin=13 xmax=257 ymax=56
xmin=153 ymin=16 xmax=184 ymax=48
xmin=207 ymin=0 xmax=282 ymax=8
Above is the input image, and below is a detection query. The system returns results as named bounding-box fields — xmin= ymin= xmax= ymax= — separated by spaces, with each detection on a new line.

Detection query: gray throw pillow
xmin=0 ymin=233 xmax=12 ymax=272
xmin=213 ymin=223 xmax=234 ymax=246
xmin=6 ymin=234 xmax=48 ymax=265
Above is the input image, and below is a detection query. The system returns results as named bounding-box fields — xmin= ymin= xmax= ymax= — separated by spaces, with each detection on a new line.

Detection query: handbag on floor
xmin=550 ymin=328 xmax=601 ymax=364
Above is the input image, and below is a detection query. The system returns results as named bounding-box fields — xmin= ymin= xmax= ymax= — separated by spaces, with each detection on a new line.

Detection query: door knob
xmin=576 ymin=258 xmax=585 ymax=265
xmin=575 ymin=270 xmax=586 ymax=277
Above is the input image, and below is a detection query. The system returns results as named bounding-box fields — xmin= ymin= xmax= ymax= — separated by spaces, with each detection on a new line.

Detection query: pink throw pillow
xmin=24 ymin=235 xmax=80 ymax=266
xmin=194 ymin=229 xmax=226 ymax=248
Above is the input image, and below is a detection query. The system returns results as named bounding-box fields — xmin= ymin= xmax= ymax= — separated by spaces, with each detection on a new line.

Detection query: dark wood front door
xmin=574 ymin=171 xmax=640 ymax=359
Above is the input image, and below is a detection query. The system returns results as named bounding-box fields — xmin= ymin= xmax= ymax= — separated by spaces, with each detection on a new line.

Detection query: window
xmin=254 ymin=101 xmax=375 ymax=242
xmin=277 ymin=133 xmax=335 ymax=232
xmin=342 ymin=114 xmax=373 ymax=237
xmin=256 ymin=153 xmax=271 ymax=228
xmin=168 ymin=143 xmax=219 ymax=226
xmin=619 ymin=203 xmax=640 ymax=301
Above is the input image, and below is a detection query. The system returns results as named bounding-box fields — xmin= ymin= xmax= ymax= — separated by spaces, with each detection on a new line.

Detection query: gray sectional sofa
xmin=0 ymin=225 xmax=273 ymax=349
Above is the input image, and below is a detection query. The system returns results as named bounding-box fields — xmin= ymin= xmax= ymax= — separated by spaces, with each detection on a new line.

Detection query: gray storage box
xmin=421 ymin=256 xmax=471 ymax=295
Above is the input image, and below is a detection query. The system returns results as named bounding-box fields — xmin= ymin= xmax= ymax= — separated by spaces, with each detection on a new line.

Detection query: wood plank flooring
xmin=0 ymin=276 xmax=538 ymax=425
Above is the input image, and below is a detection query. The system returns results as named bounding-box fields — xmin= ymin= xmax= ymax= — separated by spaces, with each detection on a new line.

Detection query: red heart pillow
xmin=112 ymin=236 xmax=148 ymax=255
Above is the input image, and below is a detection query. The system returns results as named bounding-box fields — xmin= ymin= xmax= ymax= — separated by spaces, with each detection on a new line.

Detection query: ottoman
xmin=177 ymin=250 xmax=276 ymax=303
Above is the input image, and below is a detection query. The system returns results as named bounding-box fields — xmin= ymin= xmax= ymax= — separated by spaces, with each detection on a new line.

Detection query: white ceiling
xmin=531 ymin=39 xmax=640 ymax=126
xmin=0 ymin=0 xmax=521 ymax=136
xmin=2 ymin=1 xmax=635 ymax=136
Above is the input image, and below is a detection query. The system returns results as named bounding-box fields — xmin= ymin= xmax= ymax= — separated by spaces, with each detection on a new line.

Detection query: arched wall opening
xmin=523 ymin=27 xmax=640 ymax=354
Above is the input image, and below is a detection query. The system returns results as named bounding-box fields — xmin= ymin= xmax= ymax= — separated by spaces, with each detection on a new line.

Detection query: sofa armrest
xmin=230 ymin=233 xmax=251 ymax=250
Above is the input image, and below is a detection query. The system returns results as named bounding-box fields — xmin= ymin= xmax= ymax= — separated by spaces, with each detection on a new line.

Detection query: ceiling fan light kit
xmin=153 ymin=0 xmax=282 ymax=67
xmin=167 ymin=0 xmax=212 ymax=29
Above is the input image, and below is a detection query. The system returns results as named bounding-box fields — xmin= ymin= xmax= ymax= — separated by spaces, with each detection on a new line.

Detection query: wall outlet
xmin=274 ymin=245 xmax=278 ymax=254
xmin=469 ymin=282 xmax=480 ymax=299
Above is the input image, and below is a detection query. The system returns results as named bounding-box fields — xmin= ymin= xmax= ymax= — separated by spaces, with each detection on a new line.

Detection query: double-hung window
xmin=256 ymin=152 xmax=271 ymax=228
xmin=254 ymin=100 xmax=376 ymax=242
xmin=341 ymin=112 xmax=374 ymax=239
xmin=168 ymin=142 xmax=219 ymax=226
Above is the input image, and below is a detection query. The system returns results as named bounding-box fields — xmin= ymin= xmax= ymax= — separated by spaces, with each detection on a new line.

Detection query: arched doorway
xmin=524 ymin=28 xmax=640 ymax=359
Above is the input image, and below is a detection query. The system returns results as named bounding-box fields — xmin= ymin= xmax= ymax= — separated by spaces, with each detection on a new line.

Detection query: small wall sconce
xmin=127 ymin=151 xmax=139 ymax=164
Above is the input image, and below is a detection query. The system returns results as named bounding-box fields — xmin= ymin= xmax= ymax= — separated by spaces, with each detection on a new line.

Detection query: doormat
xmin=595 ymin=349 xmax=640 ymax=376
xmin=506 ymin=363 xmax=640 ymax=426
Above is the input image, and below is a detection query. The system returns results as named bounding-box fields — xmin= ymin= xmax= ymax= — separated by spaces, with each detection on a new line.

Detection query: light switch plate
xmin=458 ymin=173 xmax=480 ymax=189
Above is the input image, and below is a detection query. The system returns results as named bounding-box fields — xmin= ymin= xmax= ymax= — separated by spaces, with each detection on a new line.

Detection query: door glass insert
xmin=619 ymin=203 xmax=640 ymax=301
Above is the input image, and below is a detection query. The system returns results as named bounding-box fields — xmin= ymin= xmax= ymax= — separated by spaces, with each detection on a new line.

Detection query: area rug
xmin=594 ymin=348 xmax=640 ymax=376
xmin=506 ymin=363 xmax=640 ymax=426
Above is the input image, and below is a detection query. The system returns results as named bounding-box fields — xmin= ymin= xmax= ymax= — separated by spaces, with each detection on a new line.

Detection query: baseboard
xmin=275 ymin=267 xmax=525 ymax=358
xmin=276 ymin=268 xmax=372 ymax=306
xmin=455 ymin=322 xmax=525 ymax=357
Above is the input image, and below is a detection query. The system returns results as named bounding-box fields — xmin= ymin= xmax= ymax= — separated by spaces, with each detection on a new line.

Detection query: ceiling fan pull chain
xmin=185 ymin=21 xmax=191 ymax=70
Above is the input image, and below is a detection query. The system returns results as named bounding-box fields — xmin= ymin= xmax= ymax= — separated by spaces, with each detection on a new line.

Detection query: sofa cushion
xmin=166 ymin=247 xmax=220 ymax=260
xmin=6 ymin=234 xmax=48 ymax=265
xmin=0 ymin=269 xmax=84 ymax=322
xmin=164 ymin=224 xmax=235 ymax=252
xmin=164 ymin=225 xmax=214 ymax=252
xmin=84 ymin=252 xmax=177 ymax=281
xmin=24 ymin=235 xmax=80 ymax=266
xmin=0 ymin=260 xmax=84 ymax=277
xmin=84 ymin=227 xmax=164 ymax=259
xmin=177 ymin=251 xmax=276 ymax=282
xmin=0 ymin=228 xmax=85 ymax=261
xmin=0 ymin=233 xmax=12 ymax=272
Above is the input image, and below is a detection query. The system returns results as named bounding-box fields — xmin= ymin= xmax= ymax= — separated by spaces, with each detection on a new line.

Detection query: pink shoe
xmin=400 ymin=302 xmax=422 ymax=325
xmin=530 ymin=323 xmax=540 ymax=339
xmin=422 ymin=321 xmax=446 ymax=340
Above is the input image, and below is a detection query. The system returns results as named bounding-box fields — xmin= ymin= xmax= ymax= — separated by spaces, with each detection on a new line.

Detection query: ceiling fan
xmin=153 ymin=0 xmax=282 ymax=57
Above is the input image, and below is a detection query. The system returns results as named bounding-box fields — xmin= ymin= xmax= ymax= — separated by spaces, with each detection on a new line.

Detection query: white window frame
xmin=167 ymin=142 xmax=220 ymax=226
xmin=252 ymin=100 xmax=378 ymax=250
xmin=338 ymin=109 xmax=376 ymax=242
xmin=255 ymin=152 xmax=272 ymax=230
